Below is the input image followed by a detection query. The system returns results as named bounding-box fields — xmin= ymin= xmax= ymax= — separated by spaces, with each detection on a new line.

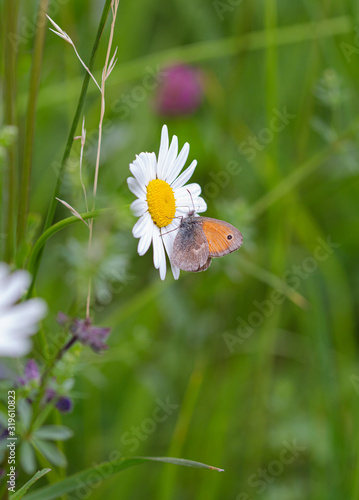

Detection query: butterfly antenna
xmin=186 ymin=189 xmax=196 ymax=212
xmin=176 ymin=204 xmax=191 ymax=209
xmin=160 ymin=226 xmax=180 ymax=237
xmin=165 ymin=215 xmax=182 ymax=221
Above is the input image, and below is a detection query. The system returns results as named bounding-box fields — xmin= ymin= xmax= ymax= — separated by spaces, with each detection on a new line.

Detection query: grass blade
xmin=17 ymin=0 xmax=49 ymax=247
xmin=27 ymin=208 xmax=109 ymax=278
xmin=3 ymin=0 xmax=19 ymax=262
xmin=9 ymin=468 xmax=51 ymax=500
xmin=22 ymin=456 xmax=223 ymax=500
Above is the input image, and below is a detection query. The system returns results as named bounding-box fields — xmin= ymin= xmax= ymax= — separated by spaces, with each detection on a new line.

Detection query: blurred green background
xmin=2 ymin=0 xmax=359 ymax=498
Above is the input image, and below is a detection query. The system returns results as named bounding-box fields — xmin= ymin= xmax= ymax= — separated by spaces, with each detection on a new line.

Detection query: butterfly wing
xmin=197 ymin=256 xmax=212 ymax=272
xmin=171 ymin=219 xmax=210 ymax=272
xmin=198 ymin=217 xmax=243 ymax=258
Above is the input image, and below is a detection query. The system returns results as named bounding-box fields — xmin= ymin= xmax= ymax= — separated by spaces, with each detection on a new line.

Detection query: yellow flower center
xmin=146 ymin=179 xmax=176 ymax=228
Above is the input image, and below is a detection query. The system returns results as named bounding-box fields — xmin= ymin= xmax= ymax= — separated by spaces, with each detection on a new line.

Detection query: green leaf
xmin=27 ymin=208 xmax=109 ymax=277
xmin=22 ymin=456 xmax=223 ymax=500
xmin=18 ymin=400 xmax=33 ymax=430
xmin=20 ymin=441 xmax=37 ymax=475
xmin=33 ymin=425 xmax=74 ymax=441
xmin=138 ymin=456 xmax=224 ymax=470
xmin=32 ymin=439 xmax=67 ymax=468
xmin=9 ymin=468 xmax=51 ymax=500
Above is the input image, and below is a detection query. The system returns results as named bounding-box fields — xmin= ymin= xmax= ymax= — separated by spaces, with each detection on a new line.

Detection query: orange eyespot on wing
xmin=200 ymin=218 xmax=243 ymax=258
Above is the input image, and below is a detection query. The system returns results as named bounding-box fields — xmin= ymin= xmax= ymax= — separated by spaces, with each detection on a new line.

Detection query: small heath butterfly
xmin=171 ymin=210 xmax=243 ymax=272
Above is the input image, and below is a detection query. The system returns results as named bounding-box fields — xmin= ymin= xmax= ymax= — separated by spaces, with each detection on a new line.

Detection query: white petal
xmin=129 ymin=158 xmax=148 ymax=186
xmin=171 ymin=264 xmax=180 ymax=280
xmin=174 ymin=194 xmax=192 ymax=207
xmin=133 ymin=212 xmax=152 ymax=238
xmin=175 ymin=184 xmax=207 ymax=214
xmin=153 ymin=226 xmax=167 ymax=279
xmin=195 ymin=196 xmax=207 ymax=213
xmin=0 ymin=269 xmax=30 ymax=311
xmin=23 ymin=297 xmax=47 ymax=320
xmin=152 ymin=226 xmax=161 ymax=269
xmin=171 ymin=160 xmax=197 ymax=190
xmin=167 ymin=142 xmax=190 ymax=185
xmin=176 ymin=207 xmax=192 ymax=216
xmin=175 ymin=183 xmax=201 ymax=201
xmin=158 ymin=255 xmax=167 ymax=280
xmin=136 ymin=153 xmax=154 ymax=185
xmin=145 ymin=152 xmax=157 ymax=180
xmin=0 ymin=337 xmax=32 ymax=357
xmin=130 ymin=199 xmax=148 ymax=217
xmin=161 ymin=225 xmax=180 ymax=280
xmin=174 ymin=193 xmax=198 ymax=213
xmin=161 ymin=225 xmax=175 ymax=259
xmin=127 ymin=177 xmax=146 ymax=199
xmin=162 ymin=135 xmax=178 ymax=181
xmin=1 ymin=298 xmax=47 ymax=335
xmin=137 ymin=223 xmax=154 ymax=256
xmin=157 ymin=125 xmax=169 ymax=179
xmin=175 ymin=202 xmax=206 ymax=216
xmin=0 ymin=299 xmax=47 ymax=336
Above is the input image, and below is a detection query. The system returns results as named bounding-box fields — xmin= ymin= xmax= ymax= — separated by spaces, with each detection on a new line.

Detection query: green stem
xmin=27 ymin=208 xmax=109 ymax=290
xmin=3 ymin=0 xmax=19 ymax=263
xmin=41 ymin=337 xmax=77 ymax=386
xmin=17 ymin=0 xmax=49 ymax=246
xmin=28 ymin=0 xmax=112 ymax=293
xmin=28 ymin=336 xmax=77 ymax=436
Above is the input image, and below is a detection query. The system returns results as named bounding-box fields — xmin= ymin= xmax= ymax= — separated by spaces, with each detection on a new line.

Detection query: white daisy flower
xmin=127 ymin=124 xmax=207 ymax=280
xmin=0 ymin=263 xmax=47 ymax=357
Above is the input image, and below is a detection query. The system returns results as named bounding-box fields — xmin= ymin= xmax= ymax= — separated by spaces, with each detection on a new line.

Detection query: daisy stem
xmin=3 ymin=1 xmax=19 ymax=263
xmin=27 ymin=0 xmax=113 ymax=294
xmin=17 ymin=0 xmax=49 ymax=247
xmin=86 ymin=0 xmax=119 ymax=318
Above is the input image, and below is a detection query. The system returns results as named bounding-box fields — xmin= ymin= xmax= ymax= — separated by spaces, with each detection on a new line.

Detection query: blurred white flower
xmin=127 ymin=124 xmax=207 ymax=280
xmin=0 ymin=263 xmax=47 ymax=357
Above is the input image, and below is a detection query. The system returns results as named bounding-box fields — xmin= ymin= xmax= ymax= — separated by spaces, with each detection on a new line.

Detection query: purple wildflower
xmin=57 ymin=311 xmax=70 ymax=326
xmin=70 ymin=317 xmax=111 ymax=353
xmin=155 ymin=64 xmax=203 ymax=116
xmin=56 ymin=396 xmax=73 ymax=413
xmin=44 ymin=387 xmax=57 ymax=403
xmin=24 ymin=359 xmax=40 ymax=380
xmin=57 ymin=312 xmax=111 ymax=353
xmin=17 ymin=359 xmax=40 ymax=386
